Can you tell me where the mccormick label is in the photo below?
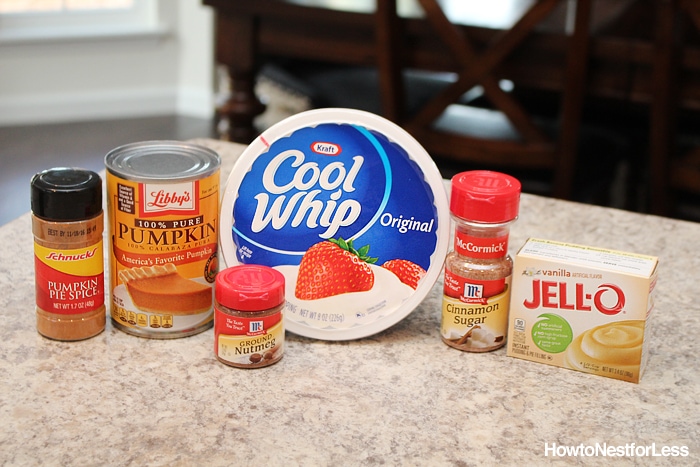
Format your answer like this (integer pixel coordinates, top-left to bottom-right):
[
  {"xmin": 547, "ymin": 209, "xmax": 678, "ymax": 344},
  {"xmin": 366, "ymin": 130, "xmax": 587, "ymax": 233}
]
[
  {"xmin": 215, "ymin": 308, "xmax": 284, "ymax": 367},
  {"xmin": 105, "ymin": 142, "xmax": 220, "ymax": 338},
  {"xmin": 441, "ymin": 231, "xmax": 511, "ymax": 351},
  {"xmin": 220, "ymin": 113, "xmax": 449, "ymax": 340},
  {"xmin": 34, "ymin": 241, "xmax": 104, "ymax": 315},
  {"xmin": 507, "ymin": 238, "xmax": 659, "ymax": 383},
  {"xmin": 455, "ymin": 232, "xmax": 509, "ymax": 259}
]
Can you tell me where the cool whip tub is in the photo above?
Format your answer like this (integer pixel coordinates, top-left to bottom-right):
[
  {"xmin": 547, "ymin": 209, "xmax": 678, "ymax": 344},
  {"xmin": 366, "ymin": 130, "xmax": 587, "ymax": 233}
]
[
  {"xmin": 220, "ymin": 109, "xmax": 450, "ymax": 340},
  {"xmin": 506, "ymin": 238, "xmax": 659, "ymax": 383}
]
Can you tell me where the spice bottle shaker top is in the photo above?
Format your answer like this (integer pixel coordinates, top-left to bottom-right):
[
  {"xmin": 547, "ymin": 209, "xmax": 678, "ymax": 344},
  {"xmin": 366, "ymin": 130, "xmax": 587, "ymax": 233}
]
[
  {"xmin": 450, "ymin": 170, "xmax": 521, "ymax": 223},
  {"xmin": 215, "ymin": 265, "xmax": 286, "ymax": 311},
  {"xmin": 31, "ymin": 168, "xmax": 102, "ymax": 221}
]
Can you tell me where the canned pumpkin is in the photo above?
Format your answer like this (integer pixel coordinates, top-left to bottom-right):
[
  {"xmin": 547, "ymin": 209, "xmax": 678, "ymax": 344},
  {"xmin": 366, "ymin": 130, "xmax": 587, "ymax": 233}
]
[{"xmin": 105, "ymin": 141, "xmax": 220, "ymax": 338}]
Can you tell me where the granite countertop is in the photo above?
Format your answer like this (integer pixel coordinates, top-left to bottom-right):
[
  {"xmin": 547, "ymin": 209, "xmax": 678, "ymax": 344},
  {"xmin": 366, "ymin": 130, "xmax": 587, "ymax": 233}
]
[{"xmin": 1, "ymin": 138, "xmax": 698, "ymax": 466}]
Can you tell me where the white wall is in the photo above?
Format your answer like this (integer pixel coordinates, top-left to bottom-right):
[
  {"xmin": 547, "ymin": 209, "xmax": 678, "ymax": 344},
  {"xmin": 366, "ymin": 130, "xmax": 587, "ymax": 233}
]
[
  {"xmin": 0, "ymin": 0, "xmax": 214, "ymax": 126},
  {"xmin": 174, "ymin": 0, "xmax": 215, "ymax": 118}
]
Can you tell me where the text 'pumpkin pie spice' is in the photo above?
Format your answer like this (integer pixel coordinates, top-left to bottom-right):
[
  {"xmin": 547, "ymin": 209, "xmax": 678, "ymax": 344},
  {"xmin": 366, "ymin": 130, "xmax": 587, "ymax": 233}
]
[
  {"xmin": 105, "ymin": 141, "xmax": 220, "ymax": 338},
  {"xmin": 31, "ymin": 168, "xmax": 106, "ymax": 341},
  {"xmin": 214, "ymin": 265, "xmax": 285, "ymax": 368}
]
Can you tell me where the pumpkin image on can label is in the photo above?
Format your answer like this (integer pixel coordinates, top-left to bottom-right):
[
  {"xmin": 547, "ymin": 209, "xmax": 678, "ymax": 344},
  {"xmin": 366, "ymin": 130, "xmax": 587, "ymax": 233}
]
[
  {"xmin": 219, "ymin": 109, "xmax": 450, "ymax": 341},
  {"xmin": 105, "ymin": 141, "xmax": 221, "ymax": 338}
]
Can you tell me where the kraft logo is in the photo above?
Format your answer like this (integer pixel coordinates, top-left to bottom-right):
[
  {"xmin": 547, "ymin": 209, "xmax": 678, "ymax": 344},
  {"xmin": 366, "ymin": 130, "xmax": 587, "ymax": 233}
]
[{"xmin": 311, "ymin": 141, "xmax": 341, "ymax": 156}]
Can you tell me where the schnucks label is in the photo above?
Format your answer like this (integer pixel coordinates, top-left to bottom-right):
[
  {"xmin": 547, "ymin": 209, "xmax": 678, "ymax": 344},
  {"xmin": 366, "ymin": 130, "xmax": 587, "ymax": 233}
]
[
  {"xmin": 220, "ymin": 110, "xmax": 449, "ymax": 340},
  {"xmin": 34, "ymin": 242, "xmax": 104, "ymax": 315}
]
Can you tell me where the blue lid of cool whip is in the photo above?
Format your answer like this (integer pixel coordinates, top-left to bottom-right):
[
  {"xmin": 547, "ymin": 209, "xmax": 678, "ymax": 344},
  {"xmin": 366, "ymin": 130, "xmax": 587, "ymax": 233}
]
[{"xmin": 220, "ymin": 108, "xmax": 449, "ymax": 340}]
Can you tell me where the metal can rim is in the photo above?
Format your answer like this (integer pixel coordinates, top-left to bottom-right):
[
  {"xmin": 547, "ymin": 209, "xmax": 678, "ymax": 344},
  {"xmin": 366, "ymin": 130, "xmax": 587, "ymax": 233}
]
[{"xmin": 105, "ymin": 140, "xmax": 221, "ymax": 183}]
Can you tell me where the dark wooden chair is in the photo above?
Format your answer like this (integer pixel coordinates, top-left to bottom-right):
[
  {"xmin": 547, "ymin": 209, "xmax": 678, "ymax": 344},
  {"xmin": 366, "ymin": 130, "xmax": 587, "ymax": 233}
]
[
  {"xmin": 375, "ymin": 0, "xmax": 593, "ymax": 199},
  {"xmin": 649, "ymin": 0, "xmax": 700, "ymax": 217}
]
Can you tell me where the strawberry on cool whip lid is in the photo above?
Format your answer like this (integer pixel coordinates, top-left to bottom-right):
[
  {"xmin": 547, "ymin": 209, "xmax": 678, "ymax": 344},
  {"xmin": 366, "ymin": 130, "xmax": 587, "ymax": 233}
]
[{"xmin": 220, "ymin": 108, "xmax": 450, "ymax": 340}]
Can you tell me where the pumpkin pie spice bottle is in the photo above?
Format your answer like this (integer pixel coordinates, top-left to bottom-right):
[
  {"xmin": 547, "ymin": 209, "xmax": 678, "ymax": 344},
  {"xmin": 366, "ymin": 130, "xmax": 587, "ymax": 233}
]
[
  {"xmin": 31, "ymin": 168, "xmax": 106, "ymax": 341},
  {"xmin": 441, "ymin": 170, "xmax": 521, "ymax": 352}
]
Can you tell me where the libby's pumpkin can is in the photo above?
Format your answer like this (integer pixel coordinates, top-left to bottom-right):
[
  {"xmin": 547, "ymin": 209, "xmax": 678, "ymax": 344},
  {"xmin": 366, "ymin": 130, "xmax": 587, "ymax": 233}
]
[{"xmin": 105, "ymin": 141, "xmax": 221, "ymax": 338}]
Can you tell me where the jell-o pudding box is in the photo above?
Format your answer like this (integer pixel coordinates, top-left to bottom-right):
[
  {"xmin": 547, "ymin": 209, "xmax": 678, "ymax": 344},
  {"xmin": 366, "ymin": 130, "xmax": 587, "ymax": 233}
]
[
  {"xmin": 507, "ymin": 238, "xmax": 658, "ymax": 383},
  {"xmin": 219, "ymin": 109, "xmax": 450, "ymax": 341}
]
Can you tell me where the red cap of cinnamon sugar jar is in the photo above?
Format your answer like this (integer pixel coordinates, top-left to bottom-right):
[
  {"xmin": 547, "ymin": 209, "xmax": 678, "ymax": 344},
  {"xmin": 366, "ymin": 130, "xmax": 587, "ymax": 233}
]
[
  {"xmin": 450, "ymin": 170, "xmax": 521, "ymax": 223},
  {"xmin": 215, "ymin": 265, "xmax": 286, "ymax": 311}
]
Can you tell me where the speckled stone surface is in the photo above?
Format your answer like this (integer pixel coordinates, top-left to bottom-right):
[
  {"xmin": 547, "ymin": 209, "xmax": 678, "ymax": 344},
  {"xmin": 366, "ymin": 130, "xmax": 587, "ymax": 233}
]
[{"xmin": 1, "ymin": 139, "xmax": 698, "ymax": 466}]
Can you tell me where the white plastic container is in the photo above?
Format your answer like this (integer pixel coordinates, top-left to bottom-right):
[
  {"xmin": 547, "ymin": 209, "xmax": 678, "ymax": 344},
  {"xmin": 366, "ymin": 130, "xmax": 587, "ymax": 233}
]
[{"xmin": 220, "ymin": 109, "xmax": 450, "ymax": 340}]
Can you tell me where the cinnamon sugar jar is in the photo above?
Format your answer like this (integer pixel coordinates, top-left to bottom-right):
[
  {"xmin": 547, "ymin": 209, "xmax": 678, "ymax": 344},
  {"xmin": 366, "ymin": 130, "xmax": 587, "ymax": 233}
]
[
  {"xmin": 31, "ymin": 168, "xmax": 106, "ymax": 340},
  {"xmin": 441, "ymin": 171, "xmax": 521, "ymax": 352}
]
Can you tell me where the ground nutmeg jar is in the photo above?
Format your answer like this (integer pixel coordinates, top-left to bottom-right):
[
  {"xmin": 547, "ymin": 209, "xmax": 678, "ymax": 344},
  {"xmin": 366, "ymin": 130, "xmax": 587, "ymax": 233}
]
[
  {"xmin": 441, "ymin": 170, "xmax": 521, "ymax": 352},
  {"xmin": 31, "ymin": 167, "xmax": 106, "ymax": 341},
  {"xmin": 215, "ymin": 265, "xmax": 285, "ymax": 368}
]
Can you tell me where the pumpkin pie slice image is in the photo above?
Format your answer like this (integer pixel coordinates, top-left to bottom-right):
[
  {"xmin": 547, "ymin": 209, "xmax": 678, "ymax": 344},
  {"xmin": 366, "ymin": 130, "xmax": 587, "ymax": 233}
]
[{"xmin": 118, "ymin": 263, "xmax": 212, "ymax": 315}]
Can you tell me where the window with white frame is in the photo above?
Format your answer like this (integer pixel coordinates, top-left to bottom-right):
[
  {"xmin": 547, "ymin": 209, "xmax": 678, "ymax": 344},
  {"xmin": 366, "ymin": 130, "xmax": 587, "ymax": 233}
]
[
  {"xmin": 0, "ymin": 1, "xmax": 133, "ymax": 12},
  {"xmin": 0, "ymin": 0, "xmax": 162, "ymax": 42}
]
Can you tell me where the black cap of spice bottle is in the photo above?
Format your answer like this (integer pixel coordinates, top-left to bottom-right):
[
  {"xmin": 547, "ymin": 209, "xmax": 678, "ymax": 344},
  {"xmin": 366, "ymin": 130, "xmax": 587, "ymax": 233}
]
[{"xmin": 31, "ymin": 168, "xmax": 102, "ymax": 221}]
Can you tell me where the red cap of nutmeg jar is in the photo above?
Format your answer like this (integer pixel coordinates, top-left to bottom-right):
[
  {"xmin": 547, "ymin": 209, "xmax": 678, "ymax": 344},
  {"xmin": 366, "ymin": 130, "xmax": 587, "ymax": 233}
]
[
  {"xmin": 450, "ymin": 170, "xmax": 521, "ymax": 223},
  {"xmin": 215, "ymin": 265, "xmax": 286, "ymax": 311}
]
